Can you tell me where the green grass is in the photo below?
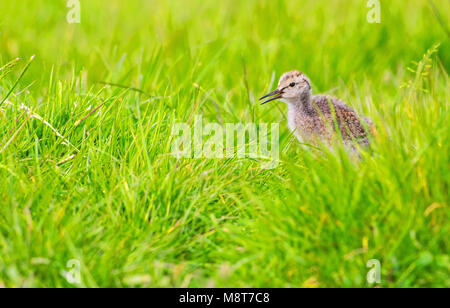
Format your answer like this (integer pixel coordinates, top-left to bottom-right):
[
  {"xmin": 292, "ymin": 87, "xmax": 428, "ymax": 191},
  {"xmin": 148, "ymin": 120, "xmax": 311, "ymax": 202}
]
[{"xmin": 0, "ymin": 0, "xmax": 449, "ymax": 287}]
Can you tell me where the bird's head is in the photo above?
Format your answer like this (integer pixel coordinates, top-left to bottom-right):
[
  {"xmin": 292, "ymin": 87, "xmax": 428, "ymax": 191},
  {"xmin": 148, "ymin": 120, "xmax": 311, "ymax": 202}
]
[{"xmin": 260, "ymin": 70, "xmax": 312, "ymax": 105}]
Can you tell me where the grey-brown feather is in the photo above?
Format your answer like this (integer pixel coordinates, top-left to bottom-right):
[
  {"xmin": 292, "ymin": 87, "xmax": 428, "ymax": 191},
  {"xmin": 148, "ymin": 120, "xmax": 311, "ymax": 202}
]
[{"xmin": 291, "ymin": 94, "xmax": 371, "ymax": 146}]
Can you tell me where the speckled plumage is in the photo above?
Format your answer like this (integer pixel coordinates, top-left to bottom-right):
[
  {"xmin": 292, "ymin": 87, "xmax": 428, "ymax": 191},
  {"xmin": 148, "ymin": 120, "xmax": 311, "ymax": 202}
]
[{"xmin": 260, "ymin": 70, "xmax": 372, "ymax": 147}]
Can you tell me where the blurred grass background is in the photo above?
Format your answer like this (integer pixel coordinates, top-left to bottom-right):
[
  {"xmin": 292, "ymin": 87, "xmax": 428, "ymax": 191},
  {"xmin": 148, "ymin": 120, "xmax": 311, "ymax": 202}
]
[{"xmin": 0, "ymin": 0, "xmax": 448, "ymax": 287}]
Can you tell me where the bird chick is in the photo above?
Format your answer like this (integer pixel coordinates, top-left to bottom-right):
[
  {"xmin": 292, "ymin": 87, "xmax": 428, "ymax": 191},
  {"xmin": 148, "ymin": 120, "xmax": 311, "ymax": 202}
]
[{"xmin": 260, "ymin": 70, "xmax": 372, "ymax": 147}]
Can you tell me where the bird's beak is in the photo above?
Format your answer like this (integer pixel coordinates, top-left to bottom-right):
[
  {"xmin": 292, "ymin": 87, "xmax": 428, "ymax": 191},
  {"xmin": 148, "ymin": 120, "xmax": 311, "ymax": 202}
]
[{"xmin": 259, "ymin": 89, "xmax": 282, "ymax": 105}]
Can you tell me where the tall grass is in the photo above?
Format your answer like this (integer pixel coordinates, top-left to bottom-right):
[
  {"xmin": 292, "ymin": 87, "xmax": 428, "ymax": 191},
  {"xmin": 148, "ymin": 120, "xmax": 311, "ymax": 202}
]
[{"xmin": 0, "ymin": 0, "xmax": 448, "ymax": 287}]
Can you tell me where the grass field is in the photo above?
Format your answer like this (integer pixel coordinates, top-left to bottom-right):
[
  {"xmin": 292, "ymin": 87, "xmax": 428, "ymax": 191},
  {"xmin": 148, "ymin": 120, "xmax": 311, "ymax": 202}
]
[{"xmin": 0, "ymin": 0, "xmax": 448, "ymax": 288}]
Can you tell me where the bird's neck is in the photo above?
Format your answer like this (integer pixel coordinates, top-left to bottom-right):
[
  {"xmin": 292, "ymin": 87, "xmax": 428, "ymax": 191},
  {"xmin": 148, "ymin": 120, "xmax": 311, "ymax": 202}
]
[{"xmin": 290, "ymin": 90, "xmax": 315, "ymax": 116}]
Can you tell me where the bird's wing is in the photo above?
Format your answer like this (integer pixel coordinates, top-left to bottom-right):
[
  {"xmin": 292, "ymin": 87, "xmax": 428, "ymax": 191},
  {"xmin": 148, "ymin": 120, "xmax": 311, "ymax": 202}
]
[{"xmin": 313, "ymin": 95, "xmax": 370, "ymax": 141}]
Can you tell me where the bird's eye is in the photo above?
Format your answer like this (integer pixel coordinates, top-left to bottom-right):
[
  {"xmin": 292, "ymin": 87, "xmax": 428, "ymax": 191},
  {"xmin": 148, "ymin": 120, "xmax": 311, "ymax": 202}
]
[{"xmin": 289, "ymin": 82, "xmax": 296, "ymax": 87}]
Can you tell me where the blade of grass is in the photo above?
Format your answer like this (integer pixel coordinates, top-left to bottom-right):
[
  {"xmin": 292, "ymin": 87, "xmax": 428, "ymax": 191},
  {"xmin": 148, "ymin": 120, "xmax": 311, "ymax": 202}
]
[{"xmin": 0, "ymin": 55, "xmax": 35, "ymax": 108}]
